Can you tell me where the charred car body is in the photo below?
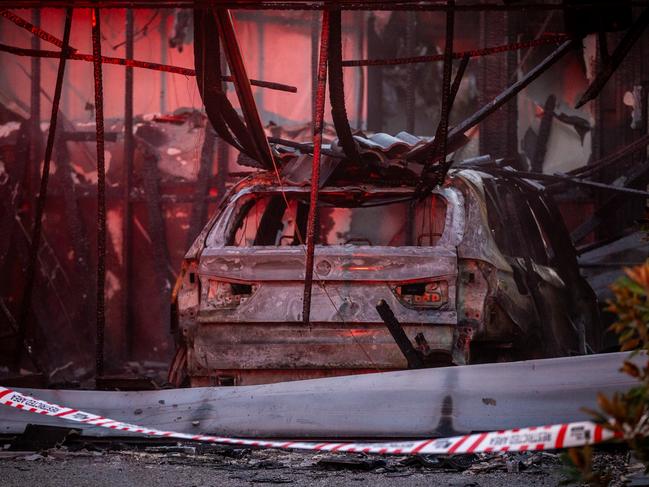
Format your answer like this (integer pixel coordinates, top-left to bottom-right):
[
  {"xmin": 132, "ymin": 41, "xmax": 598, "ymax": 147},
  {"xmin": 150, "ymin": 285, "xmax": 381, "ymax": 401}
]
[
  {"xmin": 168, "ymin": 12, "xmax": 600, "ymax": 387},
  {"xmin": 169, "ymin": 163, "xmax": 601, "ymax": 387}
]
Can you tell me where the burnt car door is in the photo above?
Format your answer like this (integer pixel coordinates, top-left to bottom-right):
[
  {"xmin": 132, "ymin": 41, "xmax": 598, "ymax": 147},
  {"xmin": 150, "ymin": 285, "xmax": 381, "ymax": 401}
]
[
  {"xmin": 523, "ymin": 181, "xmax": 602, "ymax": 355},
  {"xmin": 483, "ymin": 178, "xmax": 592, "ymax": 358}
]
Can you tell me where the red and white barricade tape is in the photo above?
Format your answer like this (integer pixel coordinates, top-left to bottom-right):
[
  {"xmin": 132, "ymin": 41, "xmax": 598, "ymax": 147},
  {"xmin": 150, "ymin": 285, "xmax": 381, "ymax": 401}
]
[{"xmin": 0, "ymin": 386, "xmax": 618, "ymax": 455}]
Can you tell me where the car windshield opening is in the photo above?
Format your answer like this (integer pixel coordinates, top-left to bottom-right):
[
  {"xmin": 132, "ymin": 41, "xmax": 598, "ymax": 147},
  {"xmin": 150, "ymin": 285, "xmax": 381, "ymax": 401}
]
[{"xmin": 228, "ymin": 192, "xmax": 447, "ymax": 247}]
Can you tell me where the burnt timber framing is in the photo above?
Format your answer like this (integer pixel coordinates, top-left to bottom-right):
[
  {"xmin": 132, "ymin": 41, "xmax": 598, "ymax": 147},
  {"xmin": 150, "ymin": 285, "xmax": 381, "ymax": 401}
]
[
  {"xmin": 91, "ymin": 7, "xmax": 107, "ymax": 378},
  {"xmin": 29, "ymin": 9, "xmax": 41, "ymax": 203},
  {"xmin": 0, "ymin": 43, "xmax": 297, "ymax": 93},
  {"xmin": 123, "ymin": 8, "xmax": 134, "ymax": 358},
  {"xmin": 478, "ymin": 8, "xmax": 517, "ymax": 160},
  {"xmin": 14, "ymin": 8, "xmax": 72, "ymax": 371},
  {"xmin": 302, "ymin": 9, "xmax": 330, "ymax": 326},
  {"xmin": 419, "ymin": 1, "xmax": 459, "ymax": 183}
]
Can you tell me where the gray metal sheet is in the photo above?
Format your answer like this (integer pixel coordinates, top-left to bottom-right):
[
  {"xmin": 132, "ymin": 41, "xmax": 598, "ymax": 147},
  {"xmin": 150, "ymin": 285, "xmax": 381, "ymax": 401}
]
[{"xmin": 0, "ymin": 352, "xmax": 638, "ymax": 439}]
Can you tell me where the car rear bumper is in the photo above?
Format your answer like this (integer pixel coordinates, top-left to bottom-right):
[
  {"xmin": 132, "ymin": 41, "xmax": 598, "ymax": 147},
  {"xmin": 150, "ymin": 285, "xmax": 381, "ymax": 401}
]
[{"xmin": 186, "ymin": 321, "xmax": 456, "ymax": 386}]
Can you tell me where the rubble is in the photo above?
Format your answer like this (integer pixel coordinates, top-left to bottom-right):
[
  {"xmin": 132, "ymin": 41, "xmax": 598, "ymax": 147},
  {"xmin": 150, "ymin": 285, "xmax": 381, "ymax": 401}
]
[{"xmin": 0, "ymin": 439, "xmax": 633, "ymax": 486}]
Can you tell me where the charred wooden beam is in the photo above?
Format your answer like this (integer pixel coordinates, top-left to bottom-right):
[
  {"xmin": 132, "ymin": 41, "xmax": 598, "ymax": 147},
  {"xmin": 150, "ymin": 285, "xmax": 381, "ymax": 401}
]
[
  {"xmin": 29, "ymin": 9, "xmax": 41, "ymax": 203},
  {"xmin": 0, "ymin": 8, "xmax": 77, "ymax": 51},
  {"xmin": 576, "ymin": 8, "xmax": 649, "ymax": 109},
  {"xmin": 123, "ymin": 7, "xmax": 135, "ymax": 359},
  {"xmin": 302, "ymin": 9, "xmax": 329, "ymax": 326},
  {"xmin": 0, "ymin": 43, "xmax": 297, "ymax": 93},
  {"xmin": 91, "ymin": 7, "xmax": 107, "ymax": 379},
  {"xmin": 310, "ymin": 12, "xmax": 319, "ymax": 123},
  {"xmin": 342, "ymin": 35, "xmax": 567, "ymax": 67},
  {"xmin": 430, "ymin": 0, "xmax": 455, "ymax": 180},
  {"xmin": 413, "ymin": 54, "xmax": 469, "ymax": 167}
]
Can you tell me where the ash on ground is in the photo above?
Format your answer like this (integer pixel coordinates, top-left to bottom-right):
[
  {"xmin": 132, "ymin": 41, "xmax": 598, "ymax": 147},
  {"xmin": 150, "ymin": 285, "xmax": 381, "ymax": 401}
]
[{"xmin": 0, "ymin": 441, "xmax": 640, "ymax": 486}]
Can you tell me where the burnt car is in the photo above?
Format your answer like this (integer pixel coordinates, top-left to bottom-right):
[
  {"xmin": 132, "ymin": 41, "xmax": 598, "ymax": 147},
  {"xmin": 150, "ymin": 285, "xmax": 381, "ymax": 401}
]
[{"xmin": 169, "ymin": 168, "xmax": 601, "ymax": 387}]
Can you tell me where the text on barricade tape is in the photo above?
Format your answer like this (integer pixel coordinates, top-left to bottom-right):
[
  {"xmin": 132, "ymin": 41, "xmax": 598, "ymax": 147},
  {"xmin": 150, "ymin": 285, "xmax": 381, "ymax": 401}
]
[{"xmin": 0, "ymin": 386, "xmax": 617, "ymax": 455}]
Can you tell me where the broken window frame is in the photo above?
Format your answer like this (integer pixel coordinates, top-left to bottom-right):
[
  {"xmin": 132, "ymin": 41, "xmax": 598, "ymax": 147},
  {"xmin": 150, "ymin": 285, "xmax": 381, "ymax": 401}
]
[{"xmin": 214, "ymin": 188, "xmax": 450, "ymax": 249}]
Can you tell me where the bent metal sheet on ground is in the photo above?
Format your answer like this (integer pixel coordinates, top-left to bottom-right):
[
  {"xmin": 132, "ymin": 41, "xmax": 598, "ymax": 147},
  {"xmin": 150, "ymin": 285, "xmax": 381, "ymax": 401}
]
[{"xmin": 0, "ymin": 353, "xmax": 639, "ymax": 439}]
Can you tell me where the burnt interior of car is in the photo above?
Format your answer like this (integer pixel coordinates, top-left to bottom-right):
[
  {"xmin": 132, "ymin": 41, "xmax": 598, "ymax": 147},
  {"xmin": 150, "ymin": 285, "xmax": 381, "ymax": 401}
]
[{"xmin": 228, "ymin": 193, "xmax": 447, "ymax": 247}]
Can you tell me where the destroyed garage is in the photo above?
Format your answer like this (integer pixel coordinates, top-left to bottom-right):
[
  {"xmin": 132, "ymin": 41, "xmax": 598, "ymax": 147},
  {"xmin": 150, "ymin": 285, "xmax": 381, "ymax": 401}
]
[{"xmin": 1, "ymin": 1, "xmax": 649, "ymax": 485}]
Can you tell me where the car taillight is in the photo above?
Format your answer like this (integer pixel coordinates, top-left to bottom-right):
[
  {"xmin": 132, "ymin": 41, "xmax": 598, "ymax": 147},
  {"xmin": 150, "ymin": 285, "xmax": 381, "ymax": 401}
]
[
  {"xmin": 393, "ymin": 281, "xmax": 448, "ymax": 309},
  {"xmin": 203, "ymin": 279, "xmax": 258, "ymax": 309}
]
